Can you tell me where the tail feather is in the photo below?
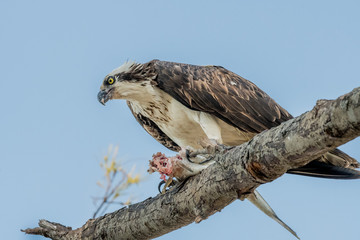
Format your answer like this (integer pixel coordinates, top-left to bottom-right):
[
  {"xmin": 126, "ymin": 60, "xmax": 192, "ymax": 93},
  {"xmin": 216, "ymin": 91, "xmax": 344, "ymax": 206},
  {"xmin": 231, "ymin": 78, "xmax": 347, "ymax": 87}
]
[
  {"xmin": 287, "ymin": 148, "xmax": 360, "ymax": 179},
  {"xmin": 287, "ymin": 161, "xmax": 360, "ymax": 179},
  {"xmin": 246, "ymin": 149, "xmax": 358, "ymax": 239},
  {"xmin": 247, "ymin": 190, "xmax": 300, "ymax": 239}
]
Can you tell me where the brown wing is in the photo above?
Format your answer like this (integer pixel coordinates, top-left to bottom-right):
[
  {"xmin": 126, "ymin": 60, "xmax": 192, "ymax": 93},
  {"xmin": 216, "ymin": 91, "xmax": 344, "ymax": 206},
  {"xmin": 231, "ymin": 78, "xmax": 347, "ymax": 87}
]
[
  {"xmin": 127, "ymin": 101, "xmax": 181, "ymax": 152},
  {"xmin": 152, "ymin": 60, "xmax": 292, "ymax": 133},
  {"xmin": 148, "ymin": 60, "xmax": 359, "ymax": 177}
]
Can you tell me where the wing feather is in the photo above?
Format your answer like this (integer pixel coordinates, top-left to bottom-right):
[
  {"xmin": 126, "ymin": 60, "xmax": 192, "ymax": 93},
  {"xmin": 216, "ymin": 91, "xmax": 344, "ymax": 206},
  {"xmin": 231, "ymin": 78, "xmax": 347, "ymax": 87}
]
[{"xmin": 153, "ymin": 60, "xmax": 292, "ymax": 133}]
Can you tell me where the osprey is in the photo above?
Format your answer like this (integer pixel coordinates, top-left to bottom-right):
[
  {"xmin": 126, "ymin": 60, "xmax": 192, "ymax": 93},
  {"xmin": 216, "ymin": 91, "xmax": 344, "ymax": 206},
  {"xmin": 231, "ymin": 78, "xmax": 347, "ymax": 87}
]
[{"xmin": 98, "ymin": 60, "xmax": 360, "ymax": 238}]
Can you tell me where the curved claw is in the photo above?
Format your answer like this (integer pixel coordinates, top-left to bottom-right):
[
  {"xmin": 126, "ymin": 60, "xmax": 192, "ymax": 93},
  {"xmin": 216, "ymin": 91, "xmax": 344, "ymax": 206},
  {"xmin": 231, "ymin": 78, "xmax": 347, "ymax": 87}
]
[
  {"xmin": 184, "ymin": 148, "xmax": 215, "ymax": 164},
  {"xmin": 158, "ymin": 180, "xmax": 166, "ymax": 193},
  {"xmin": 158, "ymin": 178, "xmax": 176, "ymax": 194}
]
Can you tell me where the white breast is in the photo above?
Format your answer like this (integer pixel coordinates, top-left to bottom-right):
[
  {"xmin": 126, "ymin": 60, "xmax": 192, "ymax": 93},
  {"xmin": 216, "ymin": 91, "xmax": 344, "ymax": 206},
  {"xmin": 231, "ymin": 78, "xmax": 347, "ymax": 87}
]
[
  {"xmin": 127, "ymin": 83, "xmax": 254, "ymax": 149},
  {"xmin": 128, "ymin": 87, "xmax": 207, "ymax": 148}
]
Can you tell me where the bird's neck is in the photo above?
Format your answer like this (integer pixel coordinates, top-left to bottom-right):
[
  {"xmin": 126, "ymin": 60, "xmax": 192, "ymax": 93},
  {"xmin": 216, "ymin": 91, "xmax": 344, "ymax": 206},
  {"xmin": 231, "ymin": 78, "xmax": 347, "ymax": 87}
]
[{"xmin": 114, "ymin": 81, "xmax": 156, "ymax": 103}]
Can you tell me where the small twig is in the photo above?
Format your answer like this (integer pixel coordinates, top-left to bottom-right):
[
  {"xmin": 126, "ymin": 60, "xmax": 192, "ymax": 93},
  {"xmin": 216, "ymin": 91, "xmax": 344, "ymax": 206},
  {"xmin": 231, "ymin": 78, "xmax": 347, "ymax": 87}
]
[{"xmin": 92, "ymin": 147, "xmax": 141, "ymax": 218}]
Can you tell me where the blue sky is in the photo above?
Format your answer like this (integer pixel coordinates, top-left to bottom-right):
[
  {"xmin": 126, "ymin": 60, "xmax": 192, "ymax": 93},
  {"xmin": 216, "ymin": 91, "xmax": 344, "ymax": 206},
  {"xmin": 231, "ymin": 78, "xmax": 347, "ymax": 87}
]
[{"xmin": 1, "ymin": 1, "xmax": 360, "ymax": 239}]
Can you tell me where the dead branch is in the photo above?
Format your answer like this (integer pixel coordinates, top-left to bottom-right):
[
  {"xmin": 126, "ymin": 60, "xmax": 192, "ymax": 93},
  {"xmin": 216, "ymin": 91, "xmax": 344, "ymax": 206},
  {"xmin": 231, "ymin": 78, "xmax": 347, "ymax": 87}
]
[{"xmin": 22, "ymin": 87, "xmax": 360, "ymax": 240}]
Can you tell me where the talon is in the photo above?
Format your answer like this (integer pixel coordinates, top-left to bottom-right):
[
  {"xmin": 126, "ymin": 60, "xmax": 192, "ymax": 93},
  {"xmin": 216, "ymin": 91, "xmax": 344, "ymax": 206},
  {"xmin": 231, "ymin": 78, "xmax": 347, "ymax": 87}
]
[
  {"xmin": 182, "ymin": 146, "xmax": 216, "ymax": 164},
  {"xmin": 158, "ymin": 180, "xmax": 166, "ymax": 193},
  {"xmin": 185, "ymin": 149, "xmax": 194, "ymax": 163},
  {"xmin": 198, "ymin": 157, "xmax": 214, "ymax": 165},
  {"xmin": 161, "ymin": 177, "xmax": 173, "ymax": 194}
]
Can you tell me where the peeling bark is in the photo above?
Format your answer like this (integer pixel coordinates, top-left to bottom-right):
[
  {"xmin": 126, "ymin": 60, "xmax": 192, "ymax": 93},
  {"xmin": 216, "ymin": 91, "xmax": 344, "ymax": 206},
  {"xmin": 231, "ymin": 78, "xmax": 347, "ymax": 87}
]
[{"xmin": 22, "ymin": 87, "xmax": 360, "ymax": 240}]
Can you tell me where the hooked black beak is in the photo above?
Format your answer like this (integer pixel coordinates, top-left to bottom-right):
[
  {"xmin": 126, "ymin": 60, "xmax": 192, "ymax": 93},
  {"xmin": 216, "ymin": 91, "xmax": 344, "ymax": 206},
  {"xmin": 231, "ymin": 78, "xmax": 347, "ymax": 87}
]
[{"xmin": 97, "ymin": 89, "xmax": 111, "ymax": 105}]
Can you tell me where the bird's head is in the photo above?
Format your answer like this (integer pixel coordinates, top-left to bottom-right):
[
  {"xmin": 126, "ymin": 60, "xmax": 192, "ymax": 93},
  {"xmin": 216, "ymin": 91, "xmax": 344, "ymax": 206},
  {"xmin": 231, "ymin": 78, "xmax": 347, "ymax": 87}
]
[
  {"xmin": 97, "ymin": 61, "xmax": 156, "ymax": 105},
  {"xmin": 97, "ymin": 75, "xmax": 117, "ymax": 105}
]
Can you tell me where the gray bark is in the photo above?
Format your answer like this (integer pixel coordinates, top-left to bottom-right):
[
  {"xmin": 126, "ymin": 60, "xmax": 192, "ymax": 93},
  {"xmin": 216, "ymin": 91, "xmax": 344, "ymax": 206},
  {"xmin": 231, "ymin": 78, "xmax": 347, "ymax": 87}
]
[{"xmin": 22, "ymin": 87, "xmax": 360, "ymax": 240}]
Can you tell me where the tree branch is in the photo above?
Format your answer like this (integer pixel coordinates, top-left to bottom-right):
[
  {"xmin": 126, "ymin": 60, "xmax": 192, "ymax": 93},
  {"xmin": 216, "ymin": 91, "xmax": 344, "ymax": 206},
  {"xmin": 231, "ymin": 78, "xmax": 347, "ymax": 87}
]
[{"xmin": 22, "ymin": 87, "xmax": 360, "ymax": 240}]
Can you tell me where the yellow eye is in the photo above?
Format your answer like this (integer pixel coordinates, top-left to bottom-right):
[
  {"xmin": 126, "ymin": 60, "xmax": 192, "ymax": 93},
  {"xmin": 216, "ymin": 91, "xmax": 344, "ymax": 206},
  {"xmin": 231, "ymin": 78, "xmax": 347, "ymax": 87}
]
[{"xmin": 107, "ymin": 77, "xmax": 115, "ymax": 85}]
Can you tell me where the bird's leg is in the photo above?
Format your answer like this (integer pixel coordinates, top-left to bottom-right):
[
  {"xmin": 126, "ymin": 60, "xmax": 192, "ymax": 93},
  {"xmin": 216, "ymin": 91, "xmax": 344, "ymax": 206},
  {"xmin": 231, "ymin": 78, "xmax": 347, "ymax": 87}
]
[
  {"xmin": 185, "ymin": 139, "xmax": 233, "ymax": 164},
  {"xmin": 148, "ymin": 139, "xmax": 233, "ymax": 193},
  {"xmin": 148, "ymin": 150, "xmax": 216, "ymax": 193}
]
